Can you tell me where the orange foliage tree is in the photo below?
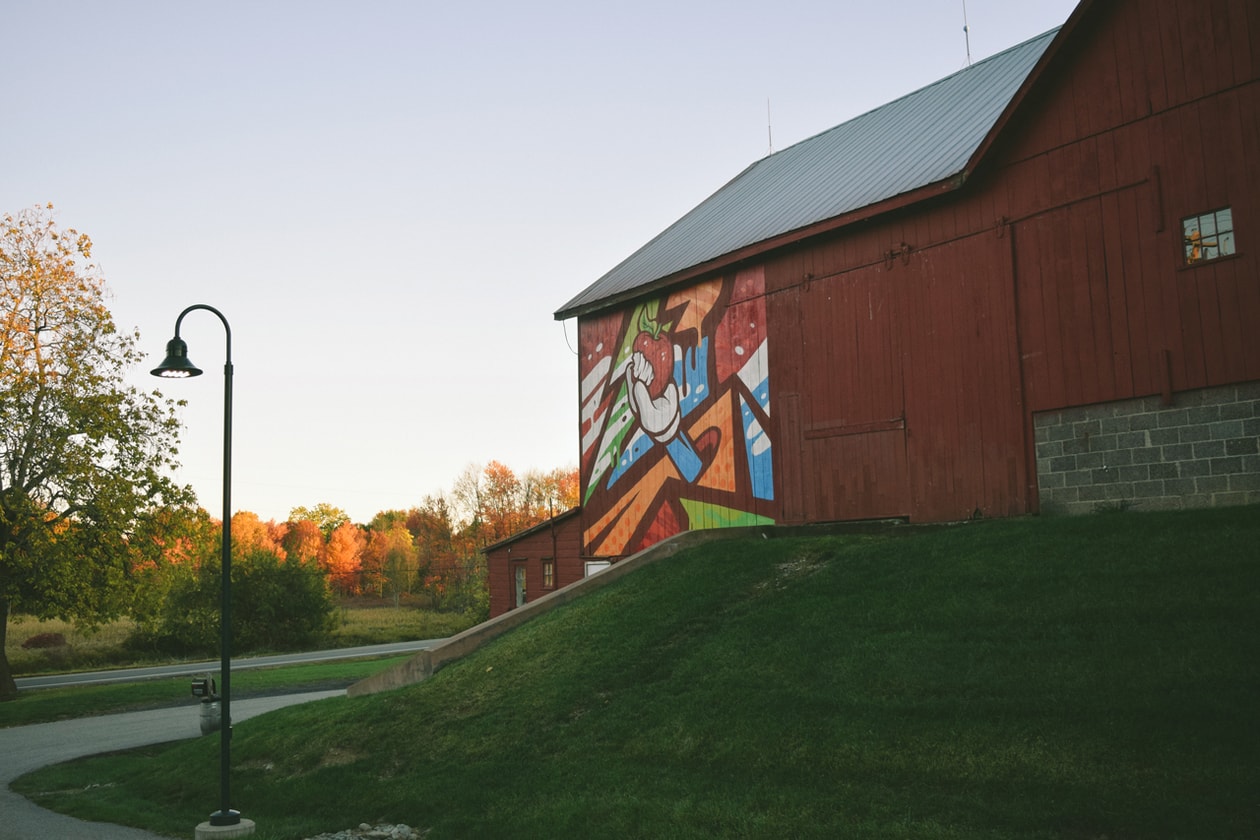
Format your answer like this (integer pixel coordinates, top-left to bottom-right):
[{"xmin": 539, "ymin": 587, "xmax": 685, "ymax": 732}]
[
  {"xmin": 323, "ymin": 520, "xmax": 365, "ymax": 595},
  {"xmin": 230, "ymin": 511, "xmax": 285, "ymax": 561},
  {"xmin": 406, "ymin": 495, "xmax": 458, "ymax": 607},
  {"xmin": 481, "ymin": 460, "xmax": 523, "ymax": 543},
  {"xmin": 278, "ymin": 519, "xmax": 324, "ymax": 565},
  {"xmin": 451, "ymin": 462, "xmax": 580, "ymax": 548}
]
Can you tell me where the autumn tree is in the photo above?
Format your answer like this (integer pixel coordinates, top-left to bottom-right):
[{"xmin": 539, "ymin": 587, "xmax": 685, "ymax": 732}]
[
  {"xmin": 450, "ymin": 461, "xmax": 580, "ymax": 548},
  {"xmin": 0, "ymin": 205, "xmax": 190, "ymax": 699},
  {"xmin": 368, "ymin": 509, "xmax": 408, "ymax": 533},
  {"xmin": 407, "ymin": 494, "xmax": 457, "ymax": 605},
  {"xmin": 361, "ymin": 511, "xmax": 408, "ymax": 598},
  {"xmin": 323, "ymin": 520, "xmax": 365, "ymax": 595},
  {"xmin": 128, "ymin": 504, "xmax": 216, "ymax": 573},
  {"xmin": 127, "ymin": 505, "xmax": 216, "ymax": 646},
  {"xmin": 363, "ymin": 524, "xmax": 419, "ymax": 606},
  {"xmin": 548, "ymin": 466, "xmax": 581, "ymax": 510},
  {"xmin": 405, "ymin": 496, "xmax": 453, "ymax": 547},
  {"xmin": 229, "ymin": 510, "xmax": 284, "ymax": 560},
  {"xmin": 289, "ymin": 503, "xmax": 349, "ymax": 539},
  {"xmin": 481, "ymin": 460, "xmax": 524, "ymax": 542},
  {"xmin": 278, "ymin": 518, "xmax": 324, "ymax": 565},
  {"xmin": 520, "ymin": 465, "xmax": 580, "ymax": 523}
]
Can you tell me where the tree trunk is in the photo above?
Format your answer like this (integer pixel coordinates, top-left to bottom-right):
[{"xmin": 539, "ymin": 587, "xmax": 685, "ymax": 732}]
[{"xmin": 0, "ymin": 597, "xmax": 18, "ymax": 700}]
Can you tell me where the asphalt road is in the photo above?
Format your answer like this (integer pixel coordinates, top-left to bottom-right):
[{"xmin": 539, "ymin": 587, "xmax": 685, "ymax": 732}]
[
  {"xmin": 15, "ymin": 638, "xmax": 443, "ymax": 690},
  {"xmin": 0, "ymin": 689, "xmax": 345, "ymax": 840}
]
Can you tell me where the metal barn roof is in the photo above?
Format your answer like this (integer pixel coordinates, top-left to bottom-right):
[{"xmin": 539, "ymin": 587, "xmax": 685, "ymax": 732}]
[{"xmin": 556, "ymin": 28, "xmax": 1059, "ymax": 320}]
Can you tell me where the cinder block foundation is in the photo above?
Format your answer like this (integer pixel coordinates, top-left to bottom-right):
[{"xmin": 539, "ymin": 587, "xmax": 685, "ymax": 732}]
[{"xmin": 1034, "ymin": 382, "xmax": 1260, "ymax": 514}]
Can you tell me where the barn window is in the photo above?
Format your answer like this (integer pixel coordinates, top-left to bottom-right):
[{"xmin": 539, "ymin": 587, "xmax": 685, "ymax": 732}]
[
  {"xmin": 1182, "ymin": 207, "xmax": 1235, "ymax": 265},
  {"xmin": 542, "ymin": 559, "xmax": 555, "ymax": 590}
]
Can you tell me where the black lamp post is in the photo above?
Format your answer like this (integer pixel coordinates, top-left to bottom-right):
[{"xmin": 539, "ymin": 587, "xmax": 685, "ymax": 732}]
[{"xmin": 151, "ymin": 304, "xmax": 242, "ymax": 830}]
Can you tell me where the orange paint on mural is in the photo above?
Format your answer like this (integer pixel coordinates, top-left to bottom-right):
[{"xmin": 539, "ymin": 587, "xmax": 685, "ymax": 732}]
[
  {"xmin": 691, "ymin": 394, "xmax": 737, "ymax": 493},
  {"xmin": 668, "ymin": 278, "xmax": 722, "ymax": 336},
  {"xmin": 584, "ymin": 458, "xmax": 678, "ymax": 555}
]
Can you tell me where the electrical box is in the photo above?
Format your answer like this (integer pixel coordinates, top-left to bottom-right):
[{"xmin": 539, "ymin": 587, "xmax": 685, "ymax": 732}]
[{"xmin": 191, "ymin": 677, "xmax": 217, "ymax": 698}]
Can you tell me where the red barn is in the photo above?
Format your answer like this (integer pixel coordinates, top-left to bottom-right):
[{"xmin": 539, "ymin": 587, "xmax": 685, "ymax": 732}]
[{"xmin": 501, "ymin": 0, "xmax": 1260, "ymax": 596}]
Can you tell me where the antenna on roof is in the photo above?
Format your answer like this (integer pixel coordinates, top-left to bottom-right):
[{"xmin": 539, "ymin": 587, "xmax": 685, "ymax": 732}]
[
  {"xmin": 962, "ymin": 0, "xmax": 973, "ymax": 67},
  {"xmin": 767, "ymin": 98, "xmax": 774, "ymax": 155}
]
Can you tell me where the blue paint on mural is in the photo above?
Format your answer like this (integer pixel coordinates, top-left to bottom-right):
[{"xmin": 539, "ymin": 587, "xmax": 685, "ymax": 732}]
[
  {"xmin": 666, "ymin": 434, "xmax": 704, "ymax": 482},
  {"xmin": 741, "ymin": 390, "xmax": 774, "ymax": 501},
  {"xmin": 607, "ymin": 427, "xmax": 651, "ymax": 489},
  {"xmin": 677, "ymin": 337, "xmax": 709, "ymax": 418}
]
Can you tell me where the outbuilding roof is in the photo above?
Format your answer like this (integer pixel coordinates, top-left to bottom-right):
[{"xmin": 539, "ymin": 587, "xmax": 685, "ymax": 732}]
[
  {"xmin": 556, "ymin": 27, "xmax": 1060, "ymax": 320},
  {"xmin": 481, "ymin": 506, "xmax": 582, "ymax": 554}
]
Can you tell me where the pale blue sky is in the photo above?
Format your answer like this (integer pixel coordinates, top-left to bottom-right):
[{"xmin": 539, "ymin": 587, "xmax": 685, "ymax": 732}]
[{"xmin": 2, "ymin": 1, "xmax": 1079, "ymax": 524}]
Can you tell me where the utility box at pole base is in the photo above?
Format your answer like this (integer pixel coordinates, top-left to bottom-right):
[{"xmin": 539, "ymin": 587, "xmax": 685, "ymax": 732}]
[{"xmin": 192, "ymin": 676, "xmax": 220, "ymax": 735}]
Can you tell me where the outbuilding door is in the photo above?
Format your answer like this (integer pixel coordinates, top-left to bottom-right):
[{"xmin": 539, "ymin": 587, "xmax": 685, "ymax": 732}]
[{"xmin": 513, "ymin": 564, "xmax": 527, "ymax": 608}]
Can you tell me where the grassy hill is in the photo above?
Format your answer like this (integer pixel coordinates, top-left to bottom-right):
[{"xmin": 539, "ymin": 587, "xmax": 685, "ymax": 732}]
[{"xmin": 15, "ymin": 506, "xmax": 1260, "ymax": 839}]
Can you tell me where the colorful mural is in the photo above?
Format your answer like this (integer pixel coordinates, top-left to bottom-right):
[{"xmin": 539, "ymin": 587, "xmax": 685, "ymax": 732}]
[{"xmin": 577, "ymin": 267, "xmax": 774, "ymax": 556}]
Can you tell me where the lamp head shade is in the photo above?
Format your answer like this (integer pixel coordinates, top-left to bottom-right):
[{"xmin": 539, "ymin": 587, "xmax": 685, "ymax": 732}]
[{"xmin": 151, "ymin": 336, "xmax": 204, "ymax": 378}]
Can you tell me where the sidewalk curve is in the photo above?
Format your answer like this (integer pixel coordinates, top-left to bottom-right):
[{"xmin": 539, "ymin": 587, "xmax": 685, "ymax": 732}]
[{"xmin": 0, "ymin": 690, "xmax": 343, "ymax": 840}]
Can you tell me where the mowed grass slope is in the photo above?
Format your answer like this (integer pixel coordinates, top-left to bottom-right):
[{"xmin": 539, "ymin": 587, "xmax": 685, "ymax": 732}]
[{"xmin": 15, "ymin": 506, "xmax": 1260, "ymax": 840}]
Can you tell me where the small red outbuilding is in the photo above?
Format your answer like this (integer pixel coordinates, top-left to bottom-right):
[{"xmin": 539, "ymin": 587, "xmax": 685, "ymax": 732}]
[{"xmin": 484, "ymin": 508, "xmax": 590, "ymax": 619}]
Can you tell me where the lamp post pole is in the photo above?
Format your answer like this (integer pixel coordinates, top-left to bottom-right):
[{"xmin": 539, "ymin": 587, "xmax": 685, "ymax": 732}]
[{"xmin": 152, "ymin": 304, "xmax": 249, "ymax": 834}]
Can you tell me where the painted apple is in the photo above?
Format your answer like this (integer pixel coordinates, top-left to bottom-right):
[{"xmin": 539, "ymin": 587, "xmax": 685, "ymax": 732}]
[{"xmin": 633, "ymin": 329, "xmax": 673, "ymax": 400}]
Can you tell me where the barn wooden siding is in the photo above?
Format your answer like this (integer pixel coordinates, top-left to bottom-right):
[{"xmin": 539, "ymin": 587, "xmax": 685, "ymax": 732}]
[
  {"xmin": 486, "ymin": 511, "xmax": 583, "ymax": 619},
  {"xmin": 766, "ymin": 0, "xmax": 1259, "ymax": 524}
]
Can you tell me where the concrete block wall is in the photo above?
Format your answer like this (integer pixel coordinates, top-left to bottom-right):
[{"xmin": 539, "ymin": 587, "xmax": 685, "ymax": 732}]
[{"xmin": 1034, "ymin": 381, "xmax": 1260, "ymax": 515}]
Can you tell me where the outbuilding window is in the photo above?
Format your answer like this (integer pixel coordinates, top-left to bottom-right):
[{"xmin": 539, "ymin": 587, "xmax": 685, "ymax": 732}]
[
  {"xmin": 542, "ymin": 559, "xmax": 555, "ymax": 590},
  {"xmin": 1182, "ymin": 207, "xmax": 1235, "ymax": 265}
]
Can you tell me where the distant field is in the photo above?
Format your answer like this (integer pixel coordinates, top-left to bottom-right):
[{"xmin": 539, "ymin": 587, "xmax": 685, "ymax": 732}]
[
  {"xmin": 7, "ymin": 602, "xmax": 473, "ymax": 676},
  {"xmin": 6, "ymin": 616, "xmax": 138, "ymax": 674},
  {"xmin": 328, "ymin": 603, "xmax": 472, "ymax": 647}
]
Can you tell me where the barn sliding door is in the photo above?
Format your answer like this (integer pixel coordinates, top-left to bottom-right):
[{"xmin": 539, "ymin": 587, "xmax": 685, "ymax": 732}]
[
  {"xmin": 900, "ymin": 232, "xmax": 1028, "ymax": 521},
  {"xmin": 776, "ymin": 228, "xmax": 1028, "ymax": 524},
  {"xmin": 794, "ymin": 268, "xmax": 911, "ymax": 522}
]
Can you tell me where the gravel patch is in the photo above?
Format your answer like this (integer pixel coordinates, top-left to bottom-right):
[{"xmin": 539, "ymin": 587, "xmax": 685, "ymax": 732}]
[{"xmin": 303, "ymin": 823, "xmax": 426, "ymax": 840}]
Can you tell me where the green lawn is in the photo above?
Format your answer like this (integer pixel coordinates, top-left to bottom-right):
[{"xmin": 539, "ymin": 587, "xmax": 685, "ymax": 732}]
[{"xmin": 13, "ymin": 506, "xmax": 1260, "ymax": 840}]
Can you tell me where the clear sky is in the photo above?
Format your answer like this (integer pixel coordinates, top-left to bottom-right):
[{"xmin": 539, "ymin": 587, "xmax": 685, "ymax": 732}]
[{"xmin": 3, "ymin": 0, "xmax": 1079, "ymax": 525}]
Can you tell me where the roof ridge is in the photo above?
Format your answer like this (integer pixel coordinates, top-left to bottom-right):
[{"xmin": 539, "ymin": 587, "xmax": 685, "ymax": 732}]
[{"xmin": 766, "ymin": 27, "xmax": 1061, "ymax": 164}]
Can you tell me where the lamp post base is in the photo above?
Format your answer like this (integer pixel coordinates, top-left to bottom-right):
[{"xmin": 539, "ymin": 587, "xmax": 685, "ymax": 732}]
[
  {"xmin": 195, "ymin": 816, "xmax": 255, "ymax": 839},
  {"xmin": 210, "ymin": 808, "xmax": 241, "ymax": 826}
]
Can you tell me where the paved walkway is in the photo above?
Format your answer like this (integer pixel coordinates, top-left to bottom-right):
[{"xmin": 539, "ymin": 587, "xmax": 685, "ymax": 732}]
[{"xmin": 0, "ymin": 691, "xmax": 344, "ymax": 840}]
